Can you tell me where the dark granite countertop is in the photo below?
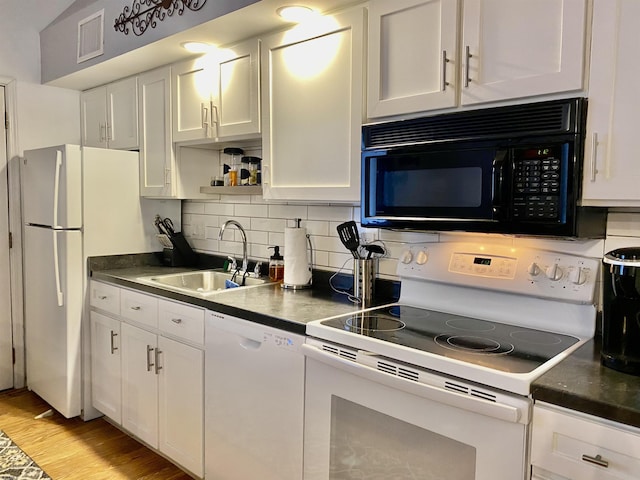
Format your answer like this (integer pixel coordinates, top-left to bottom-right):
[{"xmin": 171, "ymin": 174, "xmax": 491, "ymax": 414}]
[
  {"xmin": 89, "ymin": 256, "xmax": 378, "ymax": 335},
  {"xmin": 532, "ymin": 337, "xmax": 640, "ymax": 429}
]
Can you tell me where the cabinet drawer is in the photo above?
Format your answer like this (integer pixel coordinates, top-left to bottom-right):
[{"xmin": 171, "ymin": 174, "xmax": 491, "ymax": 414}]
[
  {"xmin": 90, "ymin": 281, "xmax": 121, "ymax": 315},
  {"xmin": 531, "ymin": 403, "xmax": 640, "ymax": 480},
  {"xmin": 120, "ymin": 289, "xmax": 158, "ymax": 328},
  {"xmin": 158, "ymin": 299, "xmax": 204, "ymax": 345}
]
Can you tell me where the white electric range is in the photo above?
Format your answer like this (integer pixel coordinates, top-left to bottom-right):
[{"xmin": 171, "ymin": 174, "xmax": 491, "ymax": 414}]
[{"xmin": 302, "ymin": 242, "xmax": 599, "ymax": 480}]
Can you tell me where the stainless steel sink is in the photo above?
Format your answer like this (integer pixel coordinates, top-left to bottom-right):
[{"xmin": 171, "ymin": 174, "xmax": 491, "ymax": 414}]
[{"xmin": 137, "ymin": 269, "xmax": 272, "ymax": 295}]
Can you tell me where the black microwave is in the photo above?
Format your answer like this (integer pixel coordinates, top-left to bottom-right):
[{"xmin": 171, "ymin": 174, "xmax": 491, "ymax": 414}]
[{"xmin": 361, "ymin": 98, "xmax": 606, "ymax": 238}]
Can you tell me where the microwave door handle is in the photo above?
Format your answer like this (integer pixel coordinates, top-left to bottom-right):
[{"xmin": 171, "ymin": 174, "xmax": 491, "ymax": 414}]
[{"xmin": 492, "ymin": 151, "xmax": 508, "ymax": 219}]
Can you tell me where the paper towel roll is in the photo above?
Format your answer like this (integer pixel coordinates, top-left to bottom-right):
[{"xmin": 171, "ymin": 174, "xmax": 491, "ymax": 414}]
[{"xmin": 284, "ymin": 227, "xmax": 311, "ymax": 286}]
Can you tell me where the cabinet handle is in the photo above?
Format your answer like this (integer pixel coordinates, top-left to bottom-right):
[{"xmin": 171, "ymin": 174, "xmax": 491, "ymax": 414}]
[
  {"xmin": 130, "ymin": 305, "xmax": 141, "ymax": 311},
  {"xmin": 441, "ymin": 50, "xmax": 450, "ymax": 92},
  {"xmin": 464, "ymin": 45, "xmax": 472, "ymax": 88},
  {"xmin": 211, "ymin": 102, "xmax": 219, "ymax": 137},
  {"xmin": 171, "ymin": 318, "xmax": 183, "ymax": 324},
  {"xmin": 106, "ymin": 123, "xmax": 112, "ymax": 141},
  {"xmin": 146, "ymin": 345, "xmax": 155, "ymax": 372},
  {"xmin": 581, "ymin": 454, "xmax": 609, "ymax": 468},
  {"xmin": 590, "ymin": 132, "xmax": 598, "ymax": 182},
  {"xmin": 155, "ymin": 348, "xmax": 162, "ymax": 375},
  {"xmin": 98, "ymin": 295, "xmax": 108, "ymax": 300},
  {"xmin": 201, "ymin": 102, "xmax": 209, "ymax": 133},
  {"xmin": 164, "ymin": 167, "xmax": 171, "ymax": 186},
  {"xmin": 99, "ymin": 123, "xmax": 106, "ymax": 143},
  {"xmin": 110, "ymin": 331, "xmax": 118, "ymax": 354}
]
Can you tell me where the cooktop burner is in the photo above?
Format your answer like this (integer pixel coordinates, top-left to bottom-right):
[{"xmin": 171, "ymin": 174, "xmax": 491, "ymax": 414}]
[{"xmin": 320, "ymin": 305, "xmax": 579, "ymax": 374}]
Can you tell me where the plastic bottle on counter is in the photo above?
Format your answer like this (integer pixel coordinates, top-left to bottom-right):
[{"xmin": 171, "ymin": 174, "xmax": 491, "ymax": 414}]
[{"xmin": 268, "ymin": 246, "xmax": 285, "ymax": 283}]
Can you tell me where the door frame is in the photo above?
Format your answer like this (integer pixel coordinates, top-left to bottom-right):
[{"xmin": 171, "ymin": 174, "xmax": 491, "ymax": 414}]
[{"xmin": 1, "ymin": 76, "xmax": 25, "ymax": 389}]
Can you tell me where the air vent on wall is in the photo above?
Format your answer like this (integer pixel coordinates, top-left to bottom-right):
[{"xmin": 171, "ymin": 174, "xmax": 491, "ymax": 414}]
[{"xmin": 77, "ymin": 9, "xmax": 104, "ymax": 63}]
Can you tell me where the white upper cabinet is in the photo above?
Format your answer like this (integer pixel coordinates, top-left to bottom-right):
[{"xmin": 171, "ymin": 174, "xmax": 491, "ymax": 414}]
[
  {"xmin": 368, "ymin": 0, "xmax": 587, "ymax": 118},
  {"xmin": 214, "ymin": 38, "xmax": 261, "ymax": 139},
  {"xmin": 368, "ymin": 0, "xmax": 459, "ymax": 117},
  {"xmin": 138, "ymin": 66, "xmax": 175, "ymax": 198},
  {"xmin": 581, "ymin": 0, "xmax": 640, "ymax": 206},
  {"xmin": 81, "ymin": 76, "xmax": 139, "ymax": 149},
  {"xmin": 261, "ymin": 7, "xmax": 365, "ymax": 202},
  {"xmin": 171, "ymin": 57, "xmax": 214, "ymax": 143},
  {"xmin": 461, "ymin": 0, "xmax": 586, "ymax": 105}
]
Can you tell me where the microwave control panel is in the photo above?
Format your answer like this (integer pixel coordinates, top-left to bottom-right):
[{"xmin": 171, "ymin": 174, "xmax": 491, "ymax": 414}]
[{"xmin": 512, "ymin": 145, "xmax": 566, "ymax": 221}]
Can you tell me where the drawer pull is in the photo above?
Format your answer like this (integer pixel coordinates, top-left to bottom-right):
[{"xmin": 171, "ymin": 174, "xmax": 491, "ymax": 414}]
[
  {"xmin": 581, "ymin": 454, "xmax": 609, "ymax": 468},
  {"xmin": 171, "ymin": 318, "xmax": 183, "ymax": 324},
  {"xmin": 98, "ymin": 295, "xmax": 108, "ymax": 300},
  {"xmin": 130, "ymin": 306, "xmax": 141, "ymax": 311}
]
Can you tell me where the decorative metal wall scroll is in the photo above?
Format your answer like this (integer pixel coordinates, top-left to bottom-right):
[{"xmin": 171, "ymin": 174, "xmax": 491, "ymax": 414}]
[{"xmin": 114, "ymin": 0, "xmax": 207, "ymax": 36}]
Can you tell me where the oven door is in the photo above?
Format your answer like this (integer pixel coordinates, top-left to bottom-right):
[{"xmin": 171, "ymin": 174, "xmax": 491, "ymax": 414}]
[
  {"xmin": 302, "ymin": 341, "xmax": 531, "ymax": 480},
  {"xmin": 361, "ymin": 143, "xmax": 508, "ymax": 229}
]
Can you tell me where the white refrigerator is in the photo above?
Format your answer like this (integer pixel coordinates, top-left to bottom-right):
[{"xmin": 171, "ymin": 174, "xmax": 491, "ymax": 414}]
[{"xmin": 22, "ymin": 144, "xmax": 179, "ymax": 419}]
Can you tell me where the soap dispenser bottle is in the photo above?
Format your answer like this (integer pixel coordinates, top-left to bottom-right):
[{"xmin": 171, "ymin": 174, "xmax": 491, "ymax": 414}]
[{"xmin": 268, "ymin": 246, "xmax": 284, "ymax": 283}]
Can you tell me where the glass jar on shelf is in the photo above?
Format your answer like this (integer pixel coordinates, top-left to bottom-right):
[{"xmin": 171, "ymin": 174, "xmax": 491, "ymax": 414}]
[{"xmin": 223, "ymin": 147, "xmax": 243, "ymax": 186}]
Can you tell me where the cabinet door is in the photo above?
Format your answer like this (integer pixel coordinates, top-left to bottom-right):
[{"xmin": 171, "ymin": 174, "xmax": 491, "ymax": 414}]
[
  {"xmin": 158, "ymin": 336, "xmax": 203, "ymax": 477},
  {"xmin": 138, "ymin": 66, "xmax": 175, "ymax": 197},
  {"xmin": 172, "ymin": 57, "xmax": 214, "ymax": 143},
  {"xmin": 90, "ymin": 311, "xmax": 121, "ymax": 424},
  {"xmin": 81, "ymin": 87, "xmax": 107, "ymax": 148},
  {"xmin": 368, "ymin": 0, "xmax": 458, "ymax": 118},
  {"xmin": 581, "ymin": 0, "xmax": 640, "ymax": 206},
  {"xmin": 461, "ymin": 0, "xmax": 586, "ymax": 105},
  {"xmin": 261, "ymin": 8, "xmax": 365, "ymax": 202},
  {"xmin": 215, "ymin": 38, "xmax": 261, "ymax": 138},
  {"xmin": 107, "ymin": 77, "xmax": 138, "ymax": 150},
  {"xmin": 121, "ymin": 323, "xmax": 158, "ymax": 448}
]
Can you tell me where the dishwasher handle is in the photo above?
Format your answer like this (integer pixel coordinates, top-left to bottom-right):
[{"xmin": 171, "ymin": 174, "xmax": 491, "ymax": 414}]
[{"xmin": 302, "ymin": 343, "xmax": 527, "ymax": 425}]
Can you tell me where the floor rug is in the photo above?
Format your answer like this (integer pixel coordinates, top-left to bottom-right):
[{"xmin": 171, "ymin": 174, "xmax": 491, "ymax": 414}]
[{"xmin": 0, "ymin": 430, "xmax": 51, "ymax": 479}]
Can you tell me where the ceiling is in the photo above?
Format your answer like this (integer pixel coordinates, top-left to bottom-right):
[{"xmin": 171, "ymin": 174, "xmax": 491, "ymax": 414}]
[{"xmin": 48, "ymin": 0, "xmax": 363, "ymax": 90}]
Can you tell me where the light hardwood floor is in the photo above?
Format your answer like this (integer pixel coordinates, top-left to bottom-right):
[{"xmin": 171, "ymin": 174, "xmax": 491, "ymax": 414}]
[{"xmin": 0, "ymin": 388, "xmax": 194, "ymax": 479}]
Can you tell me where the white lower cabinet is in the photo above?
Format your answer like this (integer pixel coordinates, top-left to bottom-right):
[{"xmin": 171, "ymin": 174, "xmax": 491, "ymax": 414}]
[
  {"xmin": 89, "ymin": 281, "xmax": 204, "ymax": 478},
  {"xmin": 531, "ymin": 402, "xmax": 640, "ymax": 480},
  {"xmin": 90, "ymin": 312, "xmax": 122, "ymax": 424}
]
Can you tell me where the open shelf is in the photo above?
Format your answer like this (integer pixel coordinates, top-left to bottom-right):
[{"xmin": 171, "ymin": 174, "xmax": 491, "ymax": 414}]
[{"xmin": 199, "ymin": 185, "xmax": 263, "ymax": 195}]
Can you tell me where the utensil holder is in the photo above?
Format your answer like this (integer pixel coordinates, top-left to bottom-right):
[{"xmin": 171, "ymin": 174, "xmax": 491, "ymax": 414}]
[{"xmin": 354, "ymin": 258, "xmax": 377, "ymax": 308}]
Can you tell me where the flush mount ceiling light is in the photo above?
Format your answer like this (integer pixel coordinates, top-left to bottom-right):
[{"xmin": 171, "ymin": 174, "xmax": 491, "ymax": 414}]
[
  {"xmin": 276, "ymin": 5, "xmax": 316, "ymax": 23},
  {"xmin": 181, "ymin": 41, "xmax": 211, "ymax": 53},
  {"xmin": 115, "ymin": 0, "xmax": 207, "ymax": 36}
]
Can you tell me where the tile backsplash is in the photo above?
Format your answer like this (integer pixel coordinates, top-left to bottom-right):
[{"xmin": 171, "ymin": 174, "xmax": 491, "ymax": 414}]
[{"xmin": 179, "ymin": 199, "xmax": 640, "ymax": 284}]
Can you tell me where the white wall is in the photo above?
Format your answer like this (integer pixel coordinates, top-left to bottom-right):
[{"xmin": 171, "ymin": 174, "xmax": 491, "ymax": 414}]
[{"xmin": 1, "ymin": 0, "xmax": 81, "ymax": 150}]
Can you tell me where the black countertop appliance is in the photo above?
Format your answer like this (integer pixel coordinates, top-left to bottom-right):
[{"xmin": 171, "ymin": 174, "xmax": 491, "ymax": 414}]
[{"xmin": 602, "ymin": 247, "xmax": 640, "ymax": 375}]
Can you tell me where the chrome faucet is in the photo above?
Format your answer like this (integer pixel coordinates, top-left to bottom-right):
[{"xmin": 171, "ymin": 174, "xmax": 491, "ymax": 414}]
[{"xmin": 219, "ymin": 220, "xmax": 248, "ymax": 273}]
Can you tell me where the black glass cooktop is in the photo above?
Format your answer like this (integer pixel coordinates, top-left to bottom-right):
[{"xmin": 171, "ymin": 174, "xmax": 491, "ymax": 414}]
[{"xmin": 320, "ymin": 305, "xmax": 580, "ymax": 374}]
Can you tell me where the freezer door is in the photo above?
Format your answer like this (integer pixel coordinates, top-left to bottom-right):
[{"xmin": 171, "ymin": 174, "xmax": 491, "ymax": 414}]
[
  {"xmin": 22, "ymin": 145, "xmax": 82, "ymax": 228},
  {"xmin": 24, "ymin": 225, "xmax": 83, "ymax": 418}
]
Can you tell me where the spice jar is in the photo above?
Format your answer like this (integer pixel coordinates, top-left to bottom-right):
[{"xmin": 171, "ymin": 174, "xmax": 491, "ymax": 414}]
[
  {"xmin": 223, "ymin": 147, "xmax": 243, "ymax": 187},
  {"xmin": 242, "ymin": 156, "xmax": 262, "ymax": 186}
]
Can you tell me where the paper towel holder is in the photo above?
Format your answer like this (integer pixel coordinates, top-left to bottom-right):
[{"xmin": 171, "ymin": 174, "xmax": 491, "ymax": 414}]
[{"xmin": 281, "ymin": 233, "xmax": 314, "ymax": 290}]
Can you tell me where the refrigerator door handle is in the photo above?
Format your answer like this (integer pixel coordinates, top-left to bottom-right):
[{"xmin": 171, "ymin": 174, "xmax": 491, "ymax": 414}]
[
  {"xmin": 52, "ymin": 230, "xmax": 64, "ymax": 307},
  {"xmin": 53, "ymin": 150, "xmax": 63, "ymax": 229}
]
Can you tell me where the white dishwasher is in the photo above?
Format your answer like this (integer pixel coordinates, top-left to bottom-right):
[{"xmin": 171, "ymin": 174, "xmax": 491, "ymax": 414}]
[{"xmin": 205, "ymin": 310, "xmax": 305, "ymax": 480}]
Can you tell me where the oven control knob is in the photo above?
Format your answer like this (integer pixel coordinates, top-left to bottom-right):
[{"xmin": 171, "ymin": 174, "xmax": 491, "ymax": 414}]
[
  {"xmin": 570, "ymin": 267, "xmax": 587, "ymax": 285},
  {"xmin": 545, "ymin": 263, "xmax": 564, "ymax": 281},
  {"xmin": 415, "ymin": 250, "xmax": 429, "ymax": 265},
  {"xmin": 527, "ymin": 262, "xmax": 541, "ymax": 276},
  {"xmin": 400, "ymin": 250, "xmax": 413, "ymax": 264}
]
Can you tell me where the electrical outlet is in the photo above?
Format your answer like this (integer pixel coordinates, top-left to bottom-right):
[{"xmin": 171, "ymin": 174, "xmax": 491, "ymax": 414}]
[
  {"xmin": 191, "ymin": 217, "xmax": 205, "ymax": 239},
  {"xmin": 360, "ymin": 231, "xmax": 375, "ymax": 244}
]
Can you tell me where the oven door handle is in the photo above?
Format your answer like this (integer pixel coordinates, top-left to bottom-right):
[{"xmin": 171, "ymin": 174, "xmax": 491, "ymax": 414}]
[{"xmin": 302, "ymin": 343, "xmax": 527, "ymax": 425}]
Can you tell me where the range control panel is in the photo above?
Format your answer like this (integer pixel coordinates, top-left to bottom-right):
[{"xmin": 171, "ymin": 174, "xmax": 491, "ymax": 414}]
[{"xmin": 397, "ymin": 242, "xmax": 599, "ymax": 304}]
